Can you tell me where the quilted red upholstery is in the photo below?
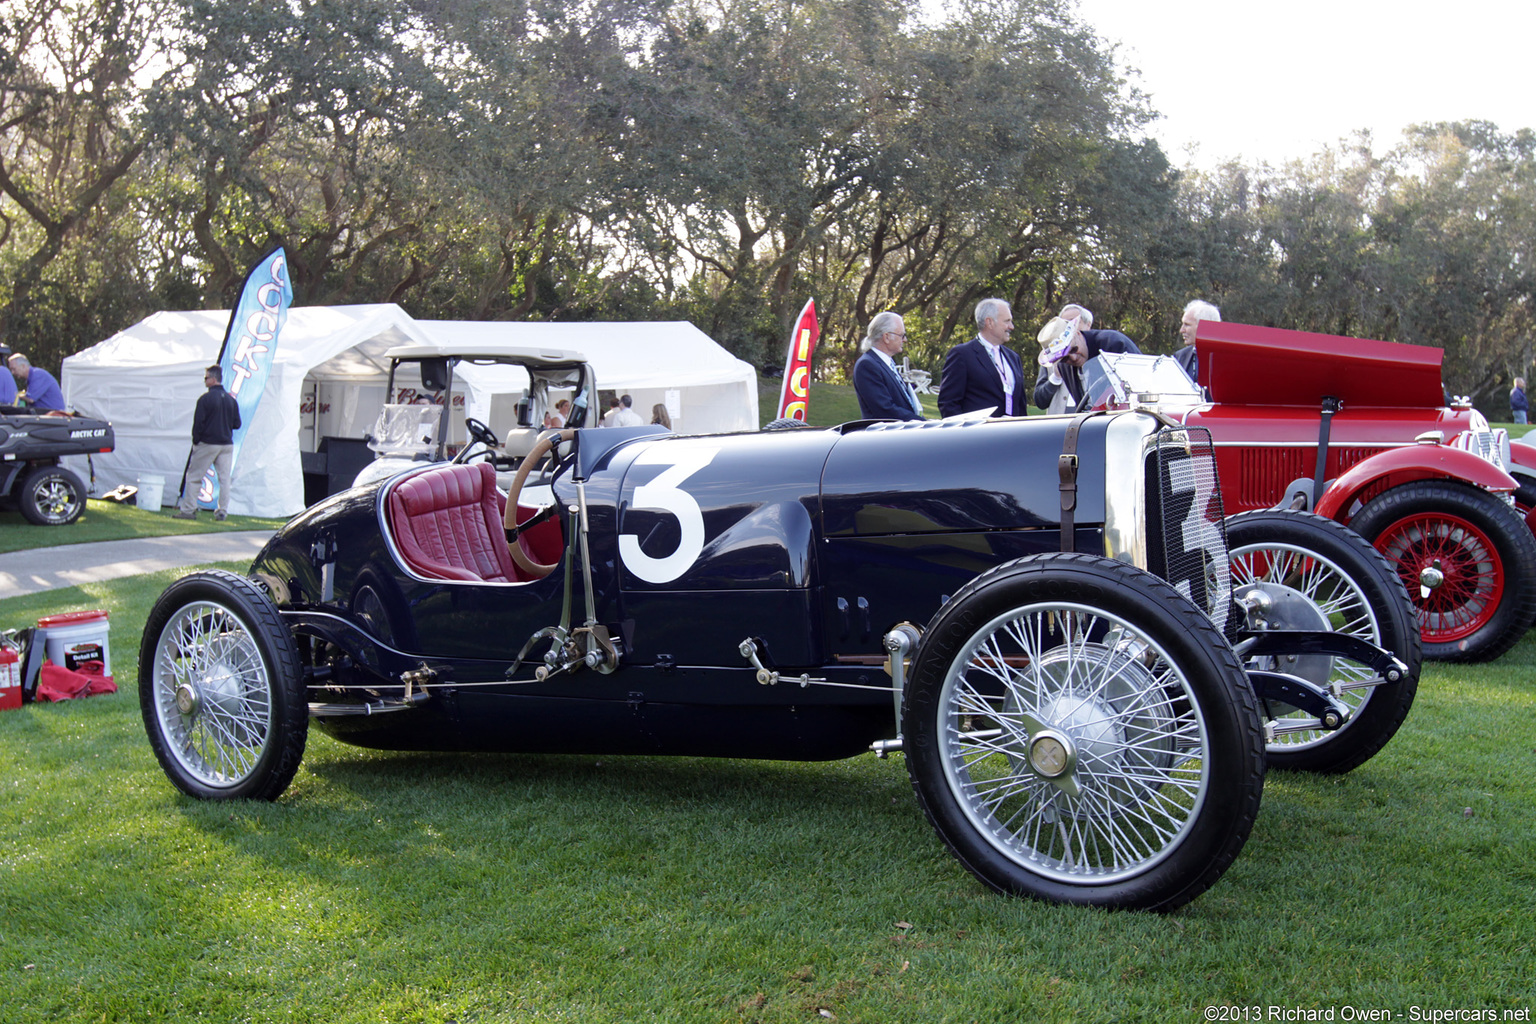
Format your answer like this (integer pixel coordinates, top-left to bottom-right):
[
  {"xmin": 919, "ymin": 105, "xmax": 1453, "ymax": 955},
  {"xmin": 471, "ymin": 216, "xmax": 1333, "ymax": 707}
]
[{"xmin": 386, "ymin": 463, "xmax": 519, "ymax": 583}]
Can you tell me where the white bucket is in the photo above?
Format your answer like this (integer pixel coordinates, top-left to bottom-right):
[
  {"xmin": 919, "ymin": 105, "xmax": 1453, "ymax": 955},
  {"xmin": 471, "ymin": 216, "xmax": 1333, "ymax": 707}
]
[
  {"xmin": 38, "ymin": 610, "xmax": 111, "ymax": 675},
  {"xmin": 137, "ymin": 473, "xmax": 165, "ymax": 510}
]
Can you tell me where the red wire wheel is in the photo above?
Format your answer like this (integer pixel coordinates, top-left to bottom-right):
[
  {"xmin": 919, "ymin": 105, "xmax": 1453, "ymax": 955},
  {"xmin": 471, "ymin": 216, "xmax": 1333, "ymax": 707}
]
[
  {"xmin": 1372, "ymin": 511, "xmax": 1501, "ymax": 643},
  {"xmin": 1350, "ymin": 481, "xmax": 1536, "ymax": 662}
]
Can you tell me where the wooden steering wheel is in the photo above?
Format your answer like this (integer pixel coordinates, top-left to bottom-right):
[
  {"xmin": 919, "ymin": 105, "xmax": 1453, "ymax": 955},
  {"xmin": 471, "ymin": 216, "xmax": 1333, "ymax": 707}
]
[{"xmin": 502, "ymin": 428, "xmax": 575, "ymax": 578}]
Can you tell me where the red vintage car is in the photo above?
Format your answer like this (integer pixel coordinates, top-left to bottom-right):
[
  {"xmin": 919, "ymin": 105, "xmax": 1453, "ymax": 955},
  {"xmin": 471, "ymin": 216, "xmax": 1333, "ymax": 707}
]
[{"xmin": 1086, "ymin": 321, "xmax": 1536, "ymax": 663}]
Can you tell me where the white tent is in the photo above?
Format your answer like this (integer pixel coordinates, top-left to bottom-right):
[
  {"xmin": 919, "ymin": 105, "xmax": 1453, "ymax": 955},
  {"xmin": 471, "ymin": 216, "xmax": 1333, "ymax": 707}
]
[
  {"xmin": 62, "ymin": 306, "xmax": 758, "ymax": 519},
  {"xmin": 418, "ymin": 320, "xmax": 758, "ymax": 436},
  {"xmin": 62, "ymin": 305, "xmax": 435, "ymax": 518}
]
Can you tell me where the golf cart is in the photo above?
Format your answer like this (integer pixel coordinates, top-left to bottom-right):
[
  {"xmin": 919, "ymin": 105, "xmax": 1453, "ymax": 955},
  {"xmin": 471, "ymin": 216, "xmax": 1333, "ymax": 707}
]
[{"xmin": 353, "ymin": 342, "xmax": 599, "ymax": 492}]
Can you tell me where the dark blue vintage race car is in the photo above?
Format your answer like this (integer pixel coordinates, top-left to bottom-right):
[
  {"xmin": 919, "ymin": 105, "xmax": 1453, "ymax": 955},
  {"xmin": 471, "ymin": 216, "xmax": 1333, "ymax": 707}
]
[{"xmin": 139, "ymin": 407, "xmax": 1419, "ymax": 911}]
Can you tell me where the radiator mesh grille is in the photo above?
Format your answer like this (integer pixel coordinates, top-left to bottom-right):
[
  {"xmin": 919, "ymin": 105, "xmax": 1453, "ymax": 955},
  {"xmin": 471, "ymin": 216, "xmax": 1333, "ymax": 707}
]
[{"xmin": 1146, "ymin": 427, "xmax": 1232, "ymax": 636}]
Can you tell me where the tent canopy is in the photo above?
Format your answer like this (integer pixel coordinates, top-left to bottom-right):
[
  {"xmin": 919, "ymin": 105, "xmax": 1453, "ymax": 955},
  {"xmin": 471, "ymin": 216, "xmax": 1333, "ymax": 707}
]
[
  {"xmin": 416, "ymin": 320, "xmax": 758, "ymax": 433},
  {"xmin": 62, "ymin": 306, "xmax": 758, "ymax": 518}
]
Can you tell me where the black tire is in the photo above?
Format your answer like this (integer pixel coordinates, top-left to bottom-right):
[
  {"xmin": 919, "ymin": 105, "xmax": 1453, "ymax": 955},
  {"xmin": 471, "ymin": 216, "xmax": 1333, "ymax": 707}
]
[
  {"xmin": 139, "ymin": 570, "xmax": 308, "ymax": 800},
  {"xmin": 1227, "ymin": 510, "xmax": 1421, "ymax": 773},
  {"xmin": 1349, "ymin": 481, "xmax": 1536, "ymax": 662},
  {"xmin": 18, "ymin": 464, "xmax": 85, "ymax": 525},
  {"xmin": 902, "ymin": 553, "xmax": 1265, "ymax": 912}
]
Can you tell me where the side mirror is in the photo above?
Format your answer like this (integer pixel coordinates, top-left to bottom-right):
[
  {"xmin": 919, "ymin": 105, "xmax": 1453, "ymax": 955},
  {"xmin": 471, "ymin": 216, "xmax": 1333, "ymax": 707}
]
[{"xmin": 419, "ymin": 357, "xmax": 451, "ymax": 393}]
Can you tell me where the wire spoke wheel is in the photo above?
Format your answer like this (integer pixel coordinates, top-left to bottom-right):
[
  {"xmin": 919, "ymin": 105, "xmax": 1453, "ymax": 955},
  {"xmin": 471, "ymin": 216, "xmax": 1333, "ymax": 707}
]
[
  {"xmin": 1231, "ymin": 543, "xmax": 1378, "ymax": 742},
  {"xmin": 1227, "ymin": 511, "xmax": 1420, "ymax": 773},
  {"xmin": 151, "ymin": 601, "xmax": 274, "ymax": 787},
  {"xmin": 1376, "ymin": 511, "xmax": 1501, "ymax": 643},
  {"xmin": 939, "ymin": 603, "xmax": 1207, "ymax": 884},
  {"xmin": 905, "ymin": 554, "xmax": 1264, "ymax": 911},
  {"xmin": 139, "ymin": 571, "xmax": 307, "ymax": 800}
]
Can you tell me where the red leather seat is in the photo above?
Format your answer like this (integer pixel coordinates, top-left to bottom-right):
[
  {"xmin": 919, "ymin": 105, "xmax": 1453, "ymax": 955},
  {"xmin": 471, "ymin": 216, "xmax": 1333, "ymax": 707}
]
[{"xmin": 385, "ymin": 462, "xmax": 522, "ymax": 582}]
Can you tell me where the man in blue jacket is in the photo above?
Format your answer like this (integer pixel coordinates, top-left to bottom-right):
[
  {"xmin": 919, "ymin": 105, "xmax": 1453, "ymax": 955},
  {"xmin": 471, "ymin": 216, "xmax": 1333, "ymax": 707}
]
[
  {"xmin": 6, "ymin": 353, "xmax": 63, "ymax": 411},
  {"xmin": 937, "ymin": 298, "xmax": 1029, "ymax": 417},
  {"xmin": 174, "ymin": 365, "xmax": 242, "ymax": 521},
  {"xmin": 853, "ymin": 312, "xmax": 925, "ymax": 421}
]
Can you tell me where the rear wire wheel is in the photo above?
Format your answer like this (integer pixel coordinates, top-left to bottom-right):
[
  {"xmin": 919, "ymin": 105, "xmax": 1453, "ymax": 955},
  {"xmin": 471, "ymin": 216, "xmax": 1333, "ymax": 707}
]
[
  {"xmin": 903, "ymin": 553, "xmax": 1265, "ymax": 912},
  {"xmin": 1227, "ymin": 510, "xmax": 1420, "ymax": 773},
  {"xmin": 139, "ymin": 570, "xmax": 308, "ymax": 800},
  {"xmin": 1350, "ymin": 481, "xmax": 1536, "ymax": 662}
]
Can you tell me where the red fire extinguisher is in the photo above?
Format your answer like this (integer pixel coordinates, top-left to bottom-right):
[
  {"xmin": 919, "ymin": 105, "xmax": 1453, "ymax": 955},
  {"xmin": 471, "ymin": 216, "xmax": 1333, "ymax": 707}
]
[{"xmin": 0, "ymin": 635, "xmax": 22, "ymax": 712}]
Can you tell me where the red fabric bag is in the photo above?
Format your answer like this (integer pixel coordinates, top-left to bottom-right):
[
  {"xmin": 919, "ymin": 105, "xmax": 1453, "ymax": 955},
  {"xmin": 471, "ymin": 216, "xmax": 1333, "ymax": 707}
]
[{"xmin": 36, "ymin": 659, "xmax": 117, "ymax": 702}]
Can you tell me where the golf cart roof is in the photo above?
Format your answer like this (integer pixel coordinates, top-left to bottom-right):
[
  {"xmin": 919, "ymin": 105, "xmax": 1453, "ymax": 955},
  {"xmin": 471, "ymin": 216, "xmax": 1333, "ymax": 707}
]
[{"xmin": 383, "ymin": 341, "xmax": 590, "ymax": 369}]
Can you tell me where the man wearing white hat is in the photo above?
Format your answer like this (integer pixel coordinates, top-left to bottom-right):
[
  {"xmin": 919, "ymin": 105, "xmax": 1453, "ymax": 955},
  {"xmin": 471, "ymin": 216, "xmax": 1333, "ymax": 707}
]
[{"xmin": 1032, "ymin": 303, "xmax": 1141, "ymax": 413}]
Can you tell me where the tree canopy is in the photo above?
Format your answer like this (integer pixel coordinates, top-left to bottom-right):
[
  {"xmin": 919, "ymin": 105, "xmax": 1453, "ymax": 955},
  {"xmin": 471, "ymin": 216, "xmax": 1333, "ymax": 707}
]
[{"xmin": 2, "ymin": 0, "xmax": 1533, "ymax": 412}]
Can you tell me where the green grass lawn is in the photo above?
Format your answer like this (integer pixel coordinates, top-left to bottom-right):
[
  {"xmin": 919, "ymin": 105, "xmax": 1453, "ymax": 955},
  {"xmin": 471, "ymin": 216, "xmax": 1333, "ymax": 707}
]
[
  {"xmin": 2, "ymin": 571, "xmax": 1533, "ymax": 1023},
  {"xmin": 0, "ymin": 499, "xmax": 286, "ymax": 554}
]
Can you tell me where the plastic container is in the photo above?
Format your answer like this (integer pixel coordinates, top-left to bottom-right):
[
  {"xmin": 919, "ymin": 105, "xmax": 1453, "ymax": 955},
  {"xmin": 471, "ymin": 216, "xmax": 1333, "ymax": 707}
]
[
  {"xmin": 0, "ymin": 643, "xmax": 20, "ymax": 711},
  {"xmin": 136, "ymin": 473, "xmax": 165, "ymax": 510},
  {"xmin": 37, "ymin": 610, "xmax": 111, "ymax": 675}
]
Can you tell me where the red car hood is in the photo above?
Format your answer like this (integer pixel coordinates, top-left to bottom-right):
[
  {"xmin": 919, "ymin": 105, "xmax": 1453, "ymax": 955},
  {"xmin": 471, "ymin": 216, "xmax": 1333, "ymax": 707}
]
[{"xmin": 1195, "ymin": 321, "xmax": 1444, "ymax": 409}]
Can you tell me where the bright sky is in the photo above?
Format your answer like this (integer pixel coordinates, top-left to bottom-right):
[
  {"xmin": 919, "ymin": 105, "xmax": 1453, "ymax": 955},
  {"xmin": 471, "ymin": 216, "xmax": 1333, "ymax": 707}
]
[{"xmin": 1070, "ymin": 0, "xmax": 1536, "ymax": 168}]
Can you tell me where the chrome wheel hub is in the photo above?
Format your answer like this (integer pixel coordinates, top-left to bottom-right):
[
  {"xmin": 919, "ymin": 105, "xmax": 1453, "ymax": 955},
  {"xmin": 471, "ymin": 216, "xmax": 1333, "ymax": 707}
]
[
  {"xmin": 1235, "ymin": 581, "xmax": 1332, "ymax": 687},
  {"xmin": 174, "ymin": 683, "xmax": 198, "ymax": 717},
  {"xmin": 1419, "ymin": 560, "xmax": 1445, "ymax": 599},
  {"xmin": 1027, "ymin": 730, "xmax": 1073, "ymax": 778}
]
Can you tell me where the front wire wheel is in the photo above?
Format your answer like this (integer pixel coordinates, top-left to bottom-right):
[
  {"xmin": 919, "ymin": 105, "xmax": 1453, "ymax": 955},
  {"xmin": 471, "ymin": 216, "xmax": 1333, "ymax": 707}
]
[
  {"xmin": 1227, "ymin": 510, "xmax": 1420, "ymax": 773},
  {"xmin": 904, "ymin": 554, "xmax": 1265, "ymax": 911},
  {"xmin": 139, "ymin": 570, "xmax": 307, "ymax": 800}
]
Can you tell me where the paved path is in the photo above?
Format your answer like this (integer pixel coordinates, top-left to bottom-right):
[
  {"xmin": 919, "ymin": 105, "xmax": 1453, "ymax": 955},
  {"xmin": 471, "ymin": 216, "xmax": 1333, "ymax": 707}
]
[{"xmin": 0, "ymin": 531, "xmax": 274, "ymax": 598}]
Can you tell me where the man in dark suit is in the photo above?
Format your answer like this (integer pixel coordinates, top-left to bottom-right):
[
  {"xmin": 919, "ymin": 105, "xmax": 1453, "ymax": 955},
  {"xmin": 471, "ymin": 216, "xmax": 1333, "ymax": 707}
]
[
  {"xmin": 1032, "ymin": 303, "xmax": 1142, "ymax": 413},
  {"xmin": 853, "ymin": 311, "xmax": 925, "ymax": 421},
  {"xmin": 937, "ymin": 298, "xmax": 1029, "ymax": 417},
  {"xmin": 1174, "ymin": 299, "xmax": 1220, "ymax": 386}
]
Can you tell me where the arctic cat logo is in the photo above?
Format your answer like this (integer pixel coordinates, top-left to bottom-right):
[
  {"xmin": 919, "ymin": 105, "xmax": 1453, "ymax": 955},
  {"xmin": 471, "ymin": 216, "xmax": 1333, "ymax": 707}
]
[{"xmin": 69, "ymin": 428, "xmax": 106, "ymax": 439}]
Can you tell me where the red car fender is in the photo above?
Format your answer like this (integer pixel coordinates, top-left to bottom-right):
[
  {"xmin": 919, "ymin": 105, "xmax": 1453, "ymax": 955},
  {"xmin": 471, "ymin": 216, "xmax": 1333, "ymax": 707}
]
[{"xmin": 1314, "ymin": 443, "xmax": 1518, "ymax": 522}]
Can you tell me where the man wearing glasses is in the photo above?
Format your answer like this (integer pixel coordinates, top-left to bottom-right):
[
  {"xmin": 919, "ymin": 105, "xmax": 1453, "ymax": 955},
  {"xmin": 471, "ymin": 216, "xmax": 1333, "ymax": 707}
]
[{"xmin": 853, "ymin": 311, "xmax": 926, "ymax": 421}]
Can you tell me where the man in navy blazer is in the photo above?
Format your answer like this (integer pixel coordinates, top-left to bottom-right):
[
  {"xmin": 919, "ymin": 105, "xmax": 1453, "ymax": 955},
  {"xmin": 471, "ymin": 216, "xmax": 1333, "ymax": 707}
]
[
  {"xmin": 937, "ymin": 298, "xmax": 1029, "ymax": 417},
  {"xmin": 853, "ymin": 311, "xmax": 925, "ymax": 421}
]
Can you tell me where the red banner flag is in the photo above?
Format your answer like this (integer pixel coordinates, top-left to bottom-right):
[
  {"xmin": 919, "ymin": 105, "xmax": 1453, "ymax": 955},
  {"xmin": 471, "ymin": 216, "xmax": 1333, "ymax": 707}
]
[{"xmin": 775, "ymin": 299, "xmax": 819, "ymax": 421}]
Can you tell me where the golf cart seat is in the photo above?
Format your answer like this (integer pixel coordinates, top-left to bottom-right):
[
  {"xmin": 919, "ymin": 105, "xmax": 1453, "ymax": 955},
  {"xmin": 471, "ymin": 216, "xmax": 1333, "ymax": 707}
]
[{"xmin": 501, "ymin": 426, "xmax": 542, "ymax": 461}]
